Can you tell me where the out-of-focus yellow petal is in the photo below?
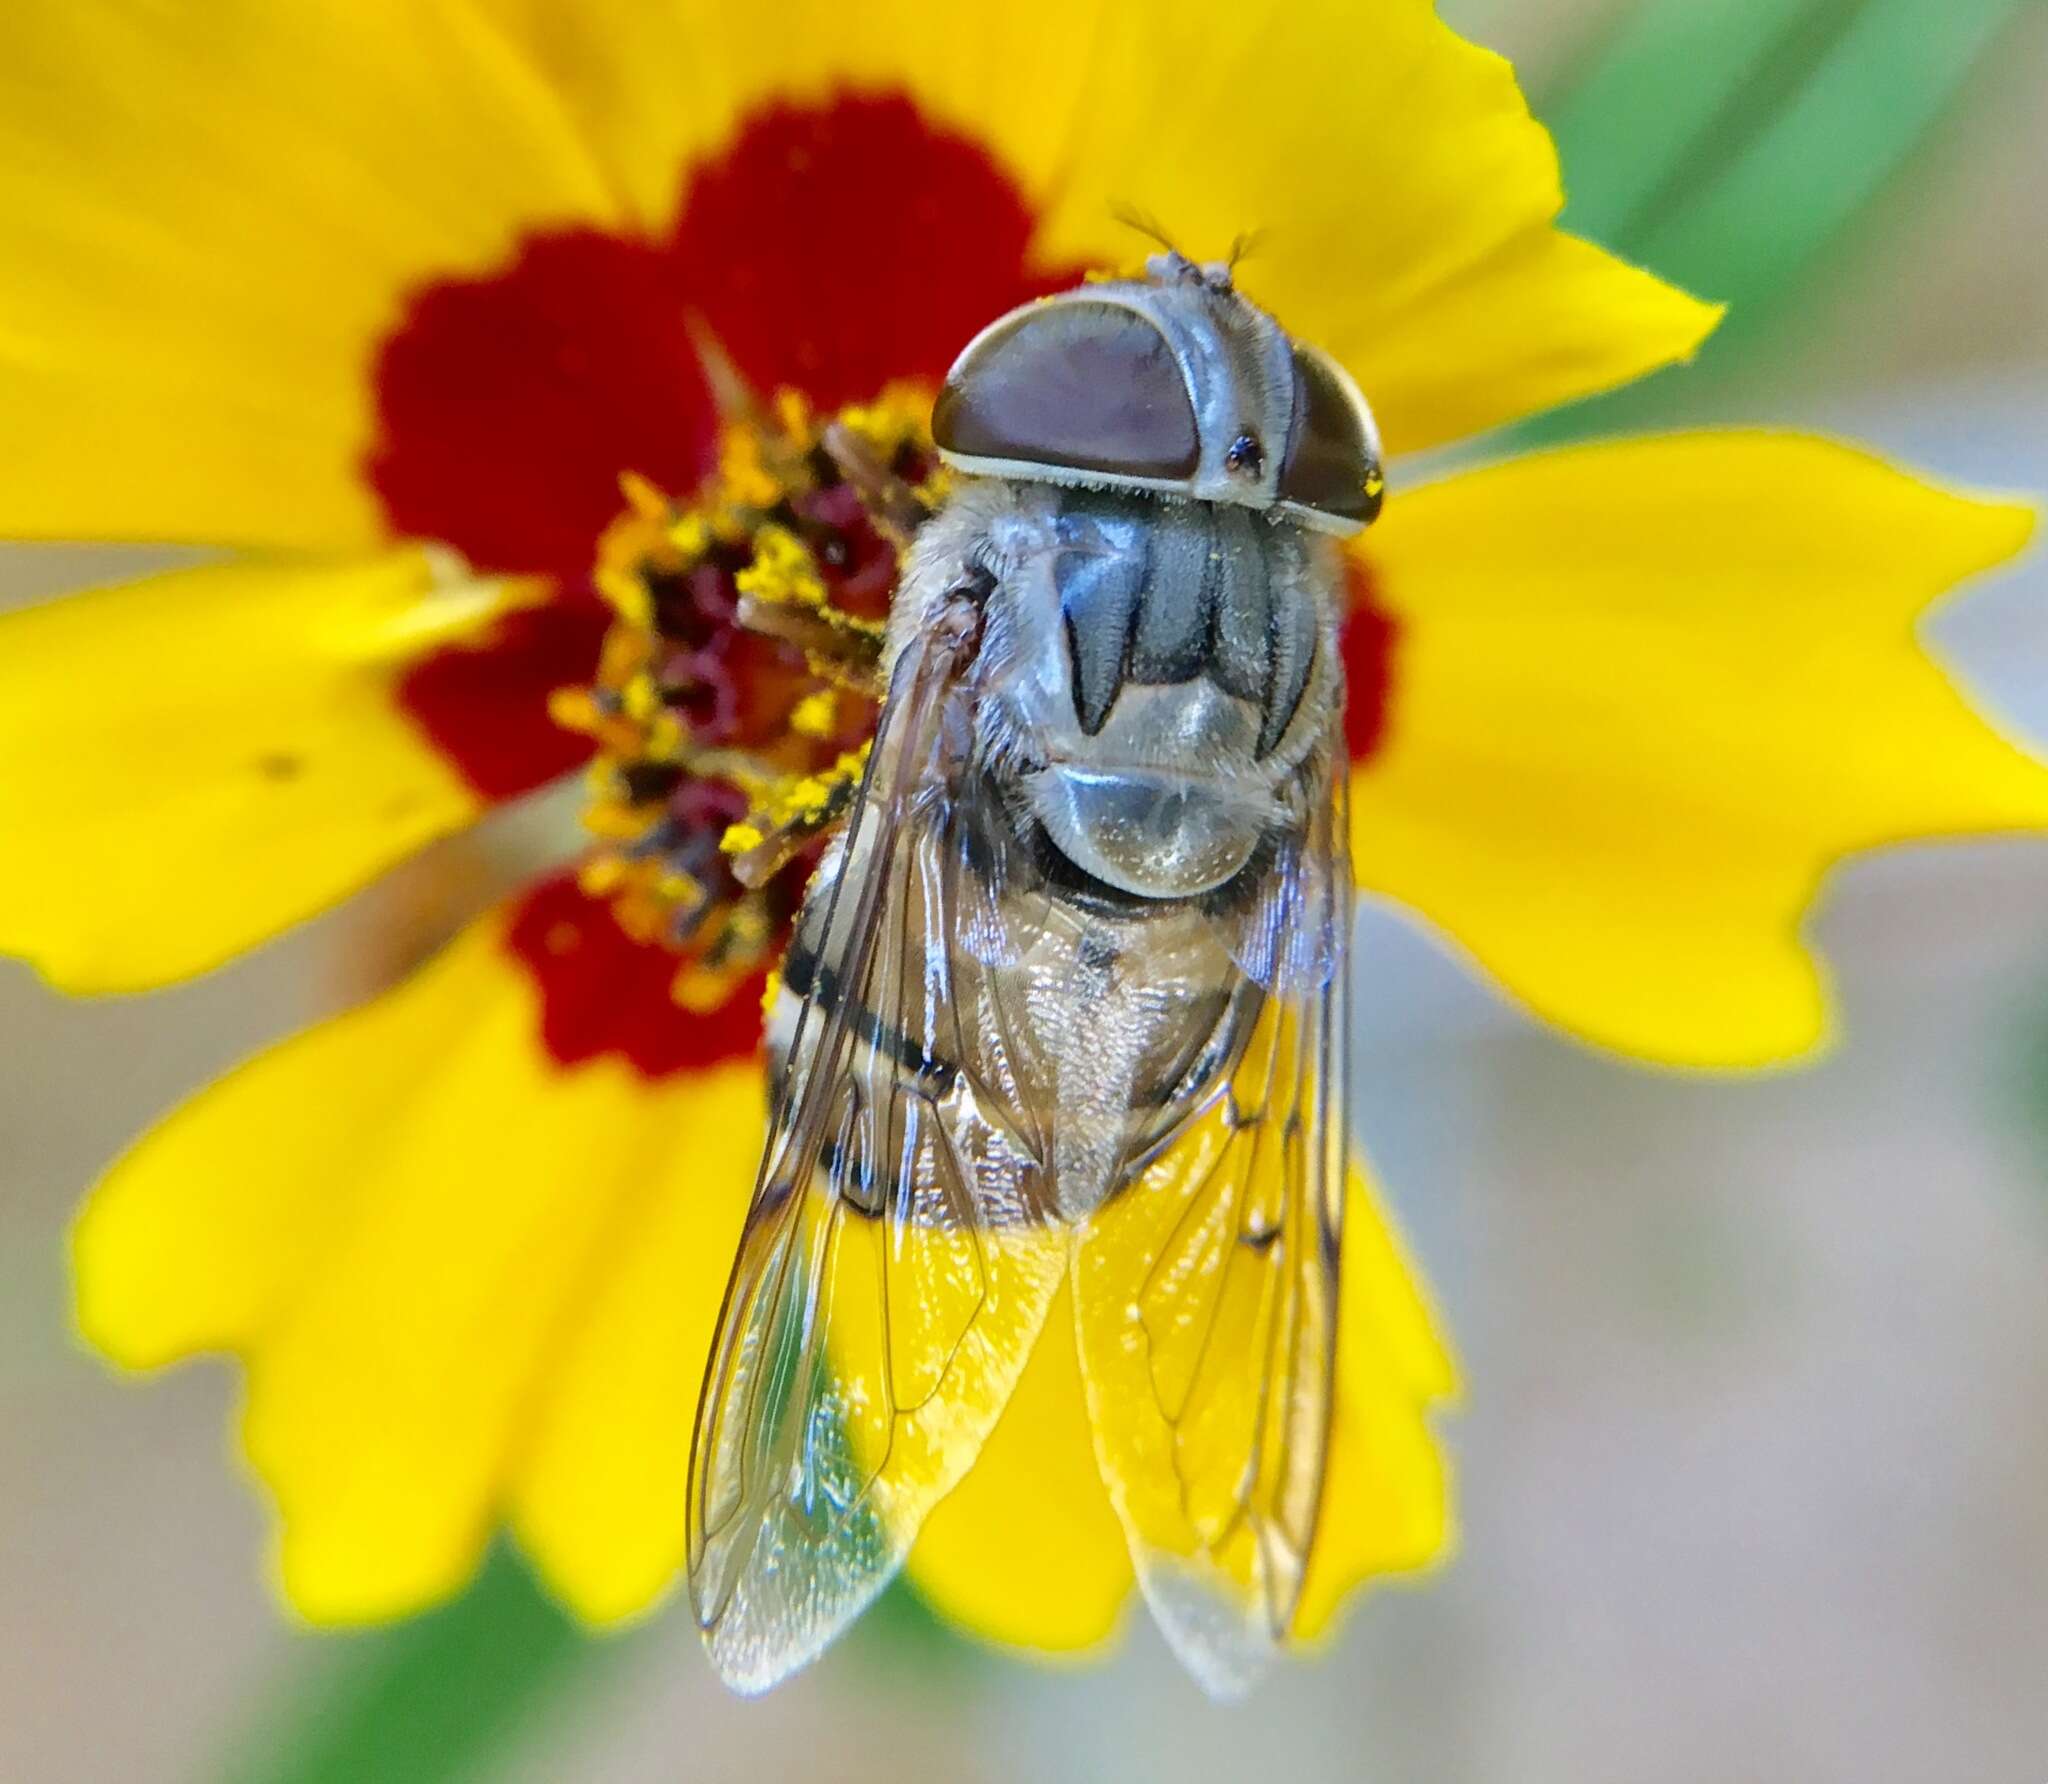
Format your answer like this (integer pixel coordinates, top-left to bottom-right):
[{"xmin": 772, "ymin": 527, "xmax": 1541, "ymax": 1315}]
[
  {"xmin": 1295, "ymin": 1172, "xmax": 1458, "ymax": 1641},
  {"xmin": 482, "ymin": 0, "xmax": 1715, "ymax": 454},
  {"xmin": 0, "ymin": 0, "xmax": 619, "ymax": 548},
  {"xmin": 509, "ymin": 1063, "xmax": 761, "ymax": 1625},
  {"xmin": 73, "ymin": 910, "xmax": 505, "ymax": 1371},
  {"xmin": 75, "ymin": 906, "xmax": 747, "ymax": 1622},
  {"xmin": 906, "ymin": 1283, "xmax": 1134, "ymax": 1657},
  {"xmin": 0, "ymin": 550, "xmax": 511, "ymax": 993},
  {"xmin": 1353, "ymin": 432, "xmax": 2048, "ymax": 1067}
]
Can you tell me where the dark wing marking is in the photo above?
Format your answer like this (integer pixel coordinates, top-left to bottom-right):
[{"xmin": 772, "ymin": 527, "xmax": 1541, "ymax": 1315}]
[
  {"xmin": 687, "ymin": 606, "xmax": 1067, "ymax": 1693},
  {"xmin": 1071, "ymin": 739, "xmax": 1351, "ymax": 1697}
]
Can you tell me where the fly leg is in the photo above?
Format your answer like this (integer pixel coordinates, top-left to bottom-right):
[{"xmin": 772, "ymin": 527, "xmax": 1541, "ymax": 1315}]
[
  {"xmin": 726, "ymin": 567, "xmax": 988, "ymax": 892},
  {"xmin": 720, "ymin": 755, "xmax": 868, "ymax": 891},
  {"xmin": 819, "ymin": 420, "xmax": 936, "ymax": 547},
  {"xmin": 733, "ymin": 593, "xmax": 886, "ymax": 699}
]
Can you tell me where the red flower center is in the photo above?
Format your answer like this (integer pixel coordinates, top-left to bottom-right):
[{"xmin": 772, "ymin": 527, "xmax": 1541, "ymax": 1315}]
[
  {"xmin": 1342, "ymin": 562, "xmax": 1400, "ymax": 762},
  {"xmin": 507, "ymin": 874, "xmax": 767, "ymax": 1077},
  {"xmin": 362, "ymin": 90, "xmax": 1397, "ymax": 1081}
]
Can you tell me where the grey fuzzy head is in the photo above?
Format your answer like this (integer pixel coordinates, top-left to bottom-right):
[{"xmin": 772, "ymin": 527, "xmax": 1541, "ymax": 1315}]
[{"xmin": 930, "ymin": 252, "xmax": 1384, "ymax": 536}]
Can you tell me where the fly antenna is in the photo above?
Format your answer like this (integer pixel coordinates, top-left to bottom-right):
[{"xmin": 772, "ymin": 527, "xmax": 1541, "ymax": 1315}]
[
  {"xmin": 683, "ymin": 311, "xmax": 766, "ymax": 426},
  {"xmin": 1109, "ymin": 200, "xmax": 1182, "ymax": 258}
]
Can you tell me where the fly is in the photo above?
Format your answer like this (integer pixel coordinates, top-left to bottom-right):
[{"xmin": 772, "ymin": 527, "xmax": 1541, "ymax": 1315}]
[{"xmin": 688, "ymin": 247, "xmax": 1383, "ymax": 1699}]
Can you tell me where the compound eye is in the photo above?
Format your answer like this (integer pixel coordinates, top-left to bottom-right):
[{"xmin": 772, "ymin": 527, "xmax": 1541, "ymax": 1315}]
[
  {"xmin": 1279, "ymin": 344, "xmax": 1383, "ymax": 524},
  {"xmin": 932, "ymin": 300, "xmax": 1201, "ymax": 482}
]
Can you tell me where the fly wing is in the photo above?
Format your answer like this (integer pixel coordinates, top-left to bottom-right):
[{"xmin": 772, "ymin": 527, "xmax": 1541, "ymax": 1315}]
[
  {"xmin": 687, "ymin": 604, "xmax": 1067, "ymax": 1693},
  {"xmin": 1072, "ymin": 740, "xmax": 1351, "ymax": 1697}
]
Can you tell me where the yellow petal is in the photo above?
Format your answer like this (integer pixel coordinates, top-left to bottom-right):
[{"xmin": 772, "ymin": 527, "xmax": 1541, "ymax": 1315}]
[
  {"xmin": 75, "ymin": 904, "xmax": 747, "ymax": 1622},
  {"xmin": 1295, "ymin": 1171, "xmax": 1458, "ymax": 1641},
  {"xmin": 907, "ymin": 1169, "xmax": 1453, "ymax": 1657},
  {"xmin": 0, "ymin": 550, "xmax": 515, "ymax": 993},
  {"xmin": 73, "ymin": 907, "xmax": 506, "ymax": 1372},
  {"xmin": 1029, "ymin": 0, "xmax": 1720, "ymax": 454},
  {"xmin": 0, "ymin": 0, "xmax": 619, "ymax": 548},
  {"xmin": 482, "ymin": 0, "xmax": 1714, "ymax": 455},
  {"xmin": 477, "ymin": 0, "xmax": 1113, "ymax": 233},
  {"xmin": 509, "ymin": 1063, "xmax": 762, "ymax": 1626},
  {"xmin": 905, "ymin": 1282, "xmax": 1134, "ymax": 1657},
  {"xmin": 1354, "ymin": 431, "xmax": 2048, "ymax": 1067}
]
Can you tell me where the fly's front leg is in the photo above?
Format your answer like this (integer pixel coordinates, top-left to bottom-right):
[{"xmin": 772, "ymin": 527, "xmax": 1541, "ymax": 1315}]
[
  {"xmin": 719, "ymin": 752, "xmax": 869, "ymax": 890},
  {"xmin": 734, "ymin": 594, "xmax": 886, "ymax": 699},
  {"xmin": 723, "ymin": 567, "xmax": 991, "ymax": 890},
  {"xmin": 820, "ymin": 419, "xmax": 937, "ymax": 547}
]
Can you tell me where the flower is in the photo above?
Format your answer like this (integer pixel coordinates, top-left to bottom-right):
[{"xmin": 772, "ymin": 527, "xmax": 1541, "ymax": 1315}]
[{"xmin": 3, "ymin": 0, "xmax": 2039, "ymax": 1661}]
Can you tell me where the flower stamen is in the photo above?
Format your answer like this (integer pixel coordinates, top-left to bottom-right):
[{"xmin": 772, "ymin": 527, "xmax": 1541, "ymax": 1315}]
[{"xmin": 554, "ymin": 382, "xmax": 942, "ymax": 1008}]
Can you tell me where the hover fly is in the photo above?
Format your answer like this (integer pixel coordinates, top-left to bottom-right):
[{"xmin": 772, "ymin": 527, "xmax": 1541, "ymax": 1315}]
[{"xmin": 688, "ymin": 249, "xmax": 1385, "ymax": 1698}]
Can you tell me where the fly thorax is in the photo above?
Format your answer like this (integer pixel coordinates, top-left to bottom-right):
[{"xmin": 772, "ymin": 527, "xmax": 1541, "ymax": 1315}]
[{"xmin": 975, "ymin": 485, "xmax": 1337, "ymax": 902}]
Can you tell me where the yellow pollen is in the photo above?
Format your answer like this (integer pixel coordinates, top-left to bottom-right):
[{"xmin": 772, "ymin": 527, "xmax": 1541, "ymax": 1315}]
[
  {"xmin": 582, "ymin": 800, "xmax": 645, "ymax": 842},
  {"xmin": 560, "ymin": 379, "xmax": 938, "ymax": 1012},
  {"xmin": 672, "ymin": 963, "xmax": 738, "ymax": 1015},
  {"xmin": 838, "ymin": 380, "xmax": 942, "ymax": 453},
  {"xmin": 547, "ymin": 686, "xmax": 601, "ymax": 732},
  {"xmin": 790, "ymin": 689, "xmax": 838, "ymax": 738},
  {"xmin": 669, "ymin": 512, "xmax": 711, "ymax": 559},
  {"xmin": 717, "ymin": 423, "xmax": 784, "ymax": 510},
  {"xmin": 645, "ymin": 713, "xmax": 684, "ymax": 759},
  {"xmin": 773, "ymin": 389, "xmax": 814, "ymax": 437},
  {"xmin": 577, "ymin": 856, "xmax": 626, "ymax": 896},
  {"xmin": 735, "ymin": 524, "xmax": 827, "ymax": 608},
  {"xmin": 596, "ymin": 566, "xmax": 653, "ymax": 625},
  {"xmin": 620, "ymin": 673, "xmax": 660, "ymax": 721},
  {"xmin": 618, "ymin": 469, "xmax": 672, "ymax": 522}
]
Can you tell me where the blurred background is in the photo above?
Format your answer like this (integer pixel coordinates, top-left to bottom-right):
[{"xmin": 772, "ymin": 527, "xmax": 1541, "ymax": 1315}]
[{"xmin": 5, "ymin": 0, "xmax": 2048, "ymax": 1778}]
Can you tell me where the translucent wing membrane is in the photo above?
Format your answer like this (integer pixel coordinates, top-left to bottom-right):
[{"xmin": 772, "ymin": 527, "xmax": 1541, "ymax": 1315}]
[
  {"xmin": 692, "ymin": 568, "xmax": 1353, "ymax": 1695},
  {"xmin": 1072, "ymin": 745, "xmax": 1351, "ymax": 1697},
  {"xmin": 687, "ymin": 607, "xmax": 1067, "ymax": 1692}
]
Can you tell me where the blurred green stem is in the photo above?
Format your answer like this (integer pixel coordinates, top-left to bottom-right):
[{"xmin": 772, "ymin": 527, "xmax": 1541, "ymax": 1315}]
[
  {"xmin": 217, "ymin": 1548, "xmax": 614, "ymax": 1784},
  {"xmin": 1531, "ymin": 0, "xmax": 2028, "ymax": 438}
]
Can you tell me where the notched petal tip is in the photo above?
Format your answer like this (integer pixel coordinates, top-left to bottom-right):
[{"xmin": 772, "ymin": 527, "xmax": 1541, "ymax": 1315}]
[
  {"xmin": 1669, "ymin": 294, "xmax": 1728, "ymax": 365},
  {"xmin": 67, "ymin": 1190, "xmax": 176, "ymax": 1375},
  {"xmin": 1926, "ymin": 488, "xmax": 2039, "ymax": 588},
  {"xmin": 1352, "ymin": 428, "xmax": 2048, "ymax": 1073}
]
